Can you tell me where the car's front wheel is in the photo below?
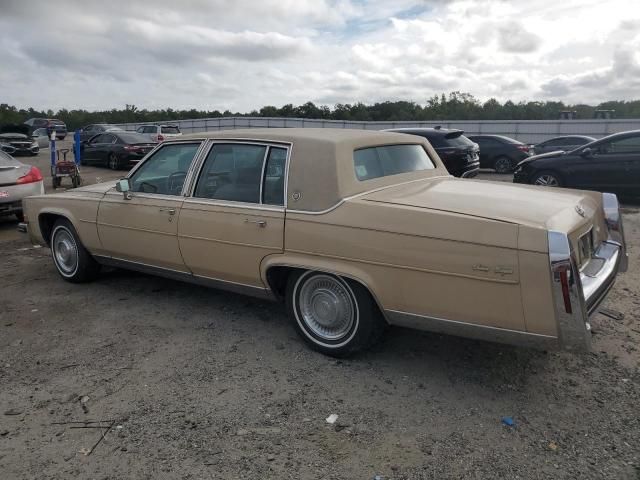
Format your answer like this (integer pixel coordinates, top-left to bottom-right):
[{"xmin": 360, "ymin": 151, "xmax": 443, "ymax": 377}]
[
  {"xmin": 286, "ymin": 270, "xmax": 386, "ymax": 357},
  {"xmin": 532, "ymin": 171, "xmax": 562, "ymax": 187},
  {"xmin": 493, "ymin": 156, "xmax": 514, "ymax": 173},
  {"xmin": 50, "ymin": 219, "xmax": 100, "ymax": 282}
]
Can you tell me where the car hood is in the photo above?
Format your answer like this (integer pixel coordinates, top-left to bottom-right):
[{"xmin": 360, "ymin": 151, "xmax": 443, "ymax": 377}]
[
  {"xmin": 517, "ymin": 150, "xmax": 565, "ymax": 167},
  {"xmin": 362, "ymin": 177, "xmax": 600, "ymax": 231},
  {"xmin": 0, "ymin": 133, "xmax": 29, "ymax": 141},
  {"xmin": 71, "ymin": 181, "xmax": 116, "ymax": 194}
]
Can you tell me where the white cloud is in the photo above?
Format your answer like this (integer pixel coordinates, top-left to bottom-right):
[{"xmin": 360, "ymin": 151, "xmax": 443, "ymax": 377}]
[{"xmin": 0, "ymin": 0, "xmax": 639, "ymax": 111}]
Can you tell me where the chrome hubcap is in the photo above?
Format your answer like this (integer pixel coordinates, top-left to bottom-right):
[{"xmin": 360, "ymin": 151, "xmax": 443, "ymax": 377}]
[
  {"xmin": 298, "ymin": 275, "xmax": 355, "ymax": 341},
  {"xmin": 53, "ymin": 229, "xmax": 78, "ymax": 274},
  {"xmin": 534, "ymin": 174, "xmax": 559, "ymax": 187}
]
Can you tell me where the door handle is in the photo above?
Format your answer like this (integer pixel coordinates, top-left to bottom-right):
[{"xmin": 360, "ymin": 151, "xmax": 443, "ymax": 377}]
[
  {"xmin": 159, "ymin": 208, "xmax": 176, "ymax": 215},
  {"xmin": 245, "ymin": 219, "xmax": 266, "ymax": 227}
]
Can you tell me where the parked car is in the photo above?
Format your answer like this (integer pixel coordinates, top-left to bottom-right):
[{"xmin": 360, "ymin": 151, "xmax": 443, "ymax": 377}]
[
  {"xmin": 513, "ymin": 130, "xmax": 640, "ymax": 195},
  {"xmin": 22, "ymin": 129, "xmax": 626, "ymax": 356},
  {"xmin": 533, "ymin": 135, "xmax": 596, "ymax": 155},
  {"xmin": 78, "ymin": 124, "xmax": 123, "ymax": 142},
  {"xmin": 24, "ymin": 118, "xmax": 67, "ymax": 139},
  {"xmin": 135, "ymin": 124, "xmax": 182, "ymax": 143},
  {"xmin": 385, "ymin": 127, "xmax": 480, "ymax": 177},
  {"xmin": 78, "ymin": 131, "xmax": 157, "ymax": 170},
  {"xmin": 0, "ymin": 150, "xmax": 44, "ymax": 221},
  {"xmin": 0, "ymin": 133, "xmax": 39, "ymax": 156},
  {"xmin": 466, "ymin": 134, "xmax": 531, "ymax": 173},
  {"xmin": 31, "ymin": 128, "xmax": 51, "ymax": 148}
]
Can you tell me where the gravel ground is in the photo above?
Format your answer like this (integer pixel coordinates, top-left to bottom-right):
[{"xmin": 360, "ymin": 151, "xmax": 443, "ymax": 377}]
[{"xmin": 0, "ymin": 145, "xmax": 639, "ymax": 479}]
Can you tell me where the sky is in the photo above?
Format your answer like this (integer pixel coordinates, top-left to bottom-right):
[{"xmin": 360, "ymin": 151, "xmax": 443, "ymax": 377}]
[{"xmin": 2, "ymin": 0, "xmax": 640, "ymax": 112}]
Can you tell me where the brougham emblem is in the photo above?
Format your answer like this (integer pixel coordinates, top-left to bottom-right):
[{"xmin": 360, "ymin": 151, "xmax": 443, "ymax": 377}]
[{"xmin": 575, "ymin": 205, "xmax": 585, "ymax": 217}]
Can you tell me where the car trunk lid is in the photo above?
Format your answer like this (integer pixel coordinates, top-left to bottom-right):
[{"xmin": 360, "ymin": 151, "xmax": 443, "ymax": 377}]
[{"xmin": 362, "ymin": 177, "xmax": 601, "ymax": 232}]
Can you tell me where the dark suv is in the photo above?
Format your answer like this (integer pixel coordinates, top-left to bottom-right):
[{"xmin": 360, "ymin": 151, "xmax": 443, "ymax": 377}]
[
  {"xmin": 467, "ymin": 135, "xmax": 531, "ymax": 173},
  {"xmin": 387, "ymin": 127, "xmax": 480, "ymax": 177},
  {"xmin": 24, "ymin": 118, "xmax": 67, "ymax": 140}
]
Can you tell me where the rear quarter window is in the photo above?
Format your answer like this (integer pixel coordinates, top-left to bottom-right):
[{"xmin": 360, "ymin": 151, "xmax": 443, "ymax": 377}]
[
  {"xmin": 161, "ymin": 126, "xmax": 180, "ymax": 134},
  {"xmin": 354, "ymin": 144, "xmax": 435, "ymax": 181}
]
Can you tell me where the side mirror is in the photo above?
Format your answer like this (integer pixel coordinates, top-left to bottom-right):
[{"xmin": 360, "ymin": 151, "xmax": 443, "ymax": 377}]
[
  {"xmin": 115, "ymin": 178, "xmax": 132, "ymax": 199},
  {"xmin": 581, "ymin": 147, "xmax": 593, "ymax": 157}
]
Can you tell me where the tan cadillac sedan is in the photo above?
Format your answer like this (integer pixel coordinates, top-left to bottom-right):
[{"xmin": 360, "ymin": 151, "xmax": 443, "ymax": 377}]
[{"xmin": 22, "ymin": 129, "xmax": 627, "ymax": 356}]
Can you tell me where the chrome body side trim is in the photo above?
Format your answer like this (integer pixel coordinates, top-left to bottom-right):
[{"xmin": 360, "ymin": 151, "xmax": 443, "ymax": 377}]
[
  {"xmin": 94, "ymin": 255, "xmax": 275, "ymax": 301},
  {"xmin": 602, "ymin": 192, "xmax": 628, "ymax": 272},
  {"xmin": 385, "ymin": 309, "xmax": 558, "ymax": 350}
]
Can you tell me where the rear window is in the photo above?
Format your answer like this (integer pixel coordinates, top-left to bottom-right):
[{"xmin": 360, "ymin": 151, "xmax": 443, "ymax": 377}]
[
  {"xmin": 442, "ymin": 133, "xmax": 476, "ymax": 148},
  {"xmin": 118, "ymin": 133, "xmax": 152, "ymax": 144},
  {"xmin": 161, "ymin": 126, "xmax": 180, "ymax": 134},
  {"xmin": 0, "ymin": 151, "xmax": 19, "ymax": 166},
  {"xmin": 49, "ymin": 120, "xmax": 65, "ymax": 126},
  {"xmin": 354, "ymin": 144, "xmax": 435, "ymax": 181}
]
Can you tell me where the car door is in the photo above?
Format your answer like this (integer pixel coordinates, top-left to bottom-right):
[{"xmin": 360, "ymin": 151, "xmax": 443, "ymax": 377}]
[
  {"xmin": 179, "ymin": 141, "xmax": 286, "ymax": 288},
  {"xmin": 569, "ymin": 134, "xmax": 640, "ymax": 191},
  {"xmin": 96, "ymin": 141, "xmax": 203, "ymax": 271},
  {"xmin": 82, "ymin": 134, "xmax": 106, "ymax": 163}
]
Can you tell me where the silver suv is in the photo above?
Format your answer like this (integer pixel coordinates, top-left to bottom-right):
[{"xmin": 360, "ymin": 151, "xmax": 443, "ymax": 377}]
[{"xmin": 135, "ymin": 124, "xmax": 182, "ymax": 143}]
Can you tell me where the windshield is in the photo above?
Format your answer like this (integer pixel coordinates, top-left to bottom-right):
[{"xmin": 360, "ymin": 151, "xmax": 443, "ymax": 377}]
[{"xmin": 354, "ymin": 144, "xmax": 435, "ymax": 181}]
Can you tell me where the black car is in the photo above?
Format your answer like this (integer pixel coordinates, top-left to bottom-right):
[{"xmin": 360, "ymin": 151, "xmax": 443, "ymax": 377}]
[
  {"xmin": 533, "ymin": 135, "xmax": 596, "ymax": 155},
  {"xmin": 387, "ymin": 127, "xmax": 480, "ymax": 177},
  {"xmin": 0, "ymin": 133, "xmax": 39, "ymax": 156},
  {"xmin": 79, "ymin": 132, "xmax": 157, "ymax": 170},
  {"xmin": 78, "ymin": 124, "xmax": 123, "ymax": 142},
  {"xmin": 466, "ymin": 135, "xmax": 531, "ymax": 173},
  {"xmin": 24, "ymin": 118, "xmax": 67, "ymax": 139},
  {"xmin": 513, "ymin": 130, "xmax": 640, "ymax": 194}
]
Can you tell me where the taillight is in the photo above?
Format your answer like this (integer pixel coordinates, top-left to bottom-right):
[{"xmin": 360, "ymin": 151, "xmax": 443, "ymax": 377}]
[
  {"xmin": 16, "ymin": 166, "xmax": 43, "ymax": 184},
  {"xmin": 157, "ymin": 134, "xmax": 164, "ymax": 142},
  {"xmin": 123, "ymin": 145, "xmax": 138, "ymax": 151},
  {"xmin": 516, "ymin": 145, "xmax": 530, "ymax": 152},
  {"xmin": 558, "ymin": 266, "xmax": 573, "ymax": 313}
]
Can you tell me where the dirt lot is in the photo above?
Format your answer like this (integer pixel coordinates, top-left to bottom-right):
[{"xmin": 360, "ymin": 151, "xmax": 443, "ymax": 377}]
[{"xmin": 1, "ymin": 145, "xmax": 639, "ymax": 479}]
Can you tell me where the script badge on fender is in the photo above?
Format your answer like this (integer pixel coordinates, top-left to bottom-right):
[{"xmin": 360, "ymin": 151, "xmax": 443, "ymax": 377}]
[{"xmin": 575, "ymin": 205, "xmax": 585, "ymax": 217}]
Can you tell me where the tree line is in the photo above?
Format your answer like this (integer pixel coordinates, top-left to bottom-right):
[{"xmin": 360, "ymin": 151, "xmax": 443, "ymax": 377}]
[{"xmin": 2, "ymin": 92, "xmax": 639, "ymax": 131}]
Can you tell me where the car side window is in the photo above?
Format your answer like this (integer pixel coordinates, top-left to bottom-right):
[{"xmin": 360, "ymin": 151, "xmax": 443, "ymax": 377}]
[
  {"xmin": 194, "ymin": 143, "xmax": 267, "ymax": 204},
  {"xmin": 263, "ymin": 147, "xmax": 286, "ymax": 205},
  {"xmin": 129, "ymin": 143, "xmax": 201, "ymax": 195},
  {"xmin": 90, "ymin": 134, "xmax": 106, "ymax": 144},
  {"xmin": 602, "ymin": 136, "xmax": 640, "ymax": 154},
  {"xmin": 103, "ymin": 134, "xmax": 116, "ymax": 144}
]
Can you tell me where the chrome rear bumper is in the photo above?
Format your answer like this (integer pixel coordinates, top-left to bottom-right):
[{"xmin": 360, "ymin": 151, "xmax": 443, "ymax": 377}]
[{"xmin": 548, "ymin": 193, "xmax": 627, "ymax": 352}]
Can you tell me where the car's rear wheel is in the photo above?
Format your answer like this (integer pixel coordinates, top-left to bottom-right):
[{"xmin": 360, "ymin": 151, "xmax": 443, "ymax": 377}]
[
  {"xmin": 494, "ymin": 156, "xmax": 513, "ymax": 173},
  {"xmin": 108, "ymin": 153, "xmax": 120, "ymax": 170},
  {"xmin": 50, "ymin": 219, "xmax": 100, "ymax": 283},
  {"xmin": 532, "ymin": 171, "xmax": 562, "ymax": 187},
  {"xmin": 286, "ymin": 270, "xmax": 385, "ymax": 357}
]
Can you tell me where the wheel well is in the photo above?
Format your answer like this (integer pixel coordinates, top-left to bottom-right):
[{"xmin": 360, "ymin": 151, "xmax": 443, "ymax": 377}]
[
  {"xmin": 265, "ymin": 266, "xmax": 302, "ymax": 300},
  {"xmin": 265, "ymin": 266, "xmax": 388, "ymax": 322},
  {"xmin": 38, "ymin": 213, "xmax": 66, "ymax": 247}
]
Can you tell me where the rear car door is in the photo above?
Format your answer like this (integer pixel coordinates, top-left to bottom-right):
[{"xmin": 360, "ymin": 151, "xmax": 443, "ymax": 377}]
[
  {"xmin": 179, "ymin": 141, "xmax": 287, "ymax": 288},
  {"xmin": 97, "ymin": 141, "xmax": 203, "ymax": 271}
]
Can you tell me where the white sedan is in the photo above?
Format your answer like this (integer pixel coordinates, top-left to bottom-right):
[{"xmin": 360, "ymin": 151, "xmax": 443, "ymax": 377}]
[{"xmin": 0, "ymin": 150, "xmax": 44, "ymax": 222}]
